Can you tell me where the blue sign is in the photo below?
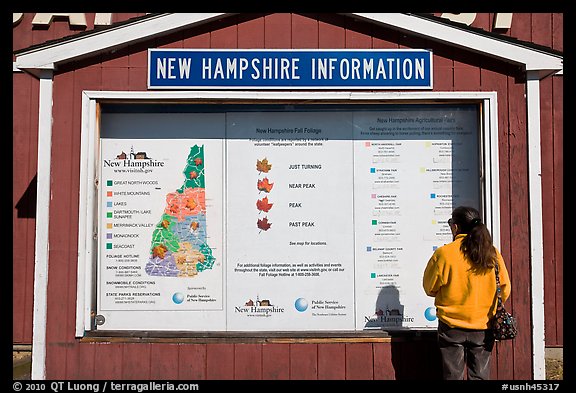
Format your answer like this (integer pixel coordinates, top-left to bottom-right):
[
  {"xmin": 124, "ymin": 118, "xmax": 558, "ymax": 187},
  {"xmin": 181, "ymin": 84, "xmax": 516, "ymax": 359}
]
[{"xmin": 148, "ymin": 49, "xmax": 432, "ymax": 89}]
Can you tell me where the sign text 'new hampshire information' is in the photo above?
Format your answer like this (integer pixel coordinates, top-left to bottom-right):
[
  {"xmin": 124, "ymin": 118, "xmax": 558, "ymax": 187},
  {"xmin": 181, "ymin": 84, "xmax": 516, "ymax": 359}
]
[{"xmin": 148, "ymin": 49, "xmax": 433, "ymax": 89}]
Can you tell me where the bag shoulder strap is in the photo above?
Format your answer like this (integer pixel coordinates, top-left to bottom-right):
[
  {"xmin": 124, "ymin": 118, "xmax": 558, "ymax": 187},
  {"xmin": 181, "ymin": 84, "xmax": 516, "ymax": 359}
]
[{"xmin": 494, "ymin": 262, "xmax": 504, "ymax": 306}]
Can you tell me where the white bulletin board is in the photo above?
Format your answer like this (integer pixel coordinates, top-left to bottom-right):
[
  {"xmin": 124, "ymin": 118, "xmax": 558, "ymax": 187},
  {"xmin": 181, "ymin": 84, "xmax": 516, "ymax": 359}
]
[{"xmin": 76, "ymin": 92, "xmax": 499, "ymax": 335}]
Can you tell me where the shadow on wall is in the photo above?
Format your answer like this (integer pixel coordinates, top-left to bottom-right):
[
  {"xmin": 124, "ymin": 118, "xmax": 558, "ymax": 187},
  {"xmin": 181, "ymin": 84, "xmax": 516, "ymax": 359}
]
[
  {"xmin": 15, "ymin": 174, "xmax": 37, "ymax": 218},
  {"xmin": 367, "ymin": 285, "xmax": 442, "ymax": 380}
]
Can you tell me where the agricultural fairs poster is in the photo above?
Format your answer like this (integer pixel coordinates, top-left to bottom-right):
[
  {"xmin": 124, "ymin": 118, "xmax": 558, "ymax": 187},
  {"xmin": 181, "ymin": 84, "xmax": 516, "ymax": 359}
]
[{"xmin": 96, "ymin": 105, "xmax": 479, "ymax": 331}]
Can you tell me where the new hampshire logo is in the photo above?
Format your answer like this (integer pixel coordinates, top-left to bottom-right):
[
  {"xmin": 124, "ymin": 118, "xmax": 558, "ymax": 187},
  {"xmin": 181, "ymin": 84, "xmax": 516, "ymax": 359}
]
[
  {"xmin": 234, "ymin": 294, "xmax": 285, "ymax": 317},
  {"xmin": 103, "ymin": 145, "xmax": 165, "ymax": 169}
]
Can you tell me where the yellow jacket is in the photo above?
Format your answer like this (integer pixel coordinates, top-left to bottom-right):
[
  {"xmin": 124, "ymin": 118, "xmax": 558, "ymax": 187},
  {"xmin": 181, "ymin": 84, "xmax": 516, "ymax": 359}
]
[{"xmin": 423, "ymin": 234, "xmax": 511, "ymax": 329}]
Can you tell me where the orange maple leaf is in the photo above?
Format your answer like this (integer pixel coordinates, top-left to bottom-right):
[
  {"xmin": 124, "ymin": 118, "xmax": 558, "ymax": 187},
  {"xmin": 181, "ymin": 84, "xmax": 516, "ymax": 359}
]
[
  {"xmin": 257, "ymin": 217, "xmax": 272, "ymax": 231},
  {"xmin": 256, "ymin": 196, "xmax": 273, "ymax": 213},
  {"xmin": 256, "ymin": 158, "xmax": 272, "ymax": 173},
  {"xmin": 194, "ymin": 157, "xmax": 203, "ymax": 166},
  {"xmin": 189, "ymin": 171, "xmax": 198, "ymax": 179},
  {"xmin": 186, "ymin": 198, "xmax": 197, "ymax": 210},
  {"xmin": 152, "ymin": 244, "xmax": 168, "ymax": 259},
  {"xmin": 257, "ymin": 177, "xmax": 274, "ymax": 193}
]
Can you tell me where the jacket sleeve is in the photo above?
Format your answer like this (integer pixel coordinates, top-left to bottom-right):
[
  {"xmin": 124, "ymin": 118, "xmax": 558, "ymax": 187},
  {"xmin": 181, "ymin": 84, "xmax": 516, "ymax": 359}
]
[
  {"xmin": 423, "ymin": 253, "xmax": 443, "ymax": 297},
  {"xmin": 496, "ymin": 251, "xmax": 512, "ymax": 303}
]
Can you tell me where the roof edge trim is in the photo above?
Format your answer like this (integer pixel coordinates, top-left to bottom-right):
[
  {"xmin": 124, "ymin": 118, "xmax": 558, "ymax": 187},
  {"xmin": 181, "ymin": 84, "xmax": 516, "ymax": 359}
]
[
  {"xmin": 348, "ymin": 13, "xmax": 563, "ymax": 74},
  {"xmin": 15, "ymin": 13, "xmax": 229, "ymax": 70},
  {"xmin": 14, "ymin": 13, "xmax": 562, "ymax": 76}
]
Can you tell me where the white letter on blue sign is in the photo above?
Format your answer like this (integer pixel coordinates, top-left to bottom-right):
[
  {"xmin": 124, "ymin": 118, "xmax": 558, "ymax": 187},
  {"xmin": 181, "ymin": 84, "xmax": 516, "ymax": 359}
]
[
  {"xmin": 168, "ymin": 58, "xmax": 176, "ymax": 79},
  {"xmin": 157, "ymin": 58, "xmax": 167, "ymax": 79},
  {"xmin": 179, "ymin": 58, "xmax": 191, "ymax": 79},
  {"xmin": 202, "ymin": 58, "xmax": 212, "ymax": 79}
]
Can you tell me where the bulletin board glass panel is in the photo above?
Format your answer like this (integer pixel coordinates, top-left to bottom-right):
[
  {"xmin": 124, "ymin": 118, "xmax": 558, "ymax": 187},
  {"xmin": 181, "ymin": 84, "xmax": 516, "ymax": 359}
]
[{"xmin": 94, "ymin": 103, "xmax": 480, "ymax": 332}]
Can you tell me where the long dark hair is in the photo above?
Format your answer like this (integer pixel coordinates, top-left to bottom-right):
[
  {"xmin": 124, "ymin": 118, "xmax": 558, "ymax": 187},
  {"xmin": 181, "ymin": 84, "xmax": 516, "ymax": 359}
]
[{"xmin": 451, "ymin": 206, "xmax": 497, "ymax": 270}]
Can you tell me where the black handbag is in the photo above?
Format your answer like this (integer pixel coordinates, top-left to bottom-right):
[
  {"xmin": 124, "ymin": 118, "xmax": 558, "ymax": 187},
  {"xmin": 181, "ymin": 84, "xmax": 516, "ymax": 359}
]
[{"xmin": 491, "ymin": 262, "xmax": 518, "ymax": 340}]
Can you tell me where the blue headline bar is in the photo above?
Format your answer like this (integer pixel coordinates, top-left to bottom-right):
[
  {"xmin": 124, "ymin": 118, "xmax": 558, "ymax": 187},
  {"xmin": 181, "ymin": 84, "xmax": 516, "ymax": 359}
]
[{"xmin": 148, "ymin": 49, "xmax": 433, "ymax": 89}]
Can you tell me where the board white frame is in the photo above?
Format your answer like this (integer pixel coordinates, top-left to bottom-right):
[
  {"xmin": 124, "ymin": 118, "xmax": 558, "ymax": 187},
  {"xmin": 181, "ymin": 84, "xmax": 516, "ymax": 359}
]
[{"xmin": 75, "ymin": 90, "xmax": 499, "ymax": 336}]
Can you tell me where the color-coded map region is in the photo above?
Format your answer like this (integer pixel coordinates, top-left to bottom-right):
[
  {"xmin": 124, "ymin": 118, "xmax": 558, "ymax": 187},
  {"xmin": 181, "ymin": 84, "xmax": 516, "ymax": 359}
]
[{"xmin": 145, "ymin": 145, "xmax": 215, "ymax": 277}]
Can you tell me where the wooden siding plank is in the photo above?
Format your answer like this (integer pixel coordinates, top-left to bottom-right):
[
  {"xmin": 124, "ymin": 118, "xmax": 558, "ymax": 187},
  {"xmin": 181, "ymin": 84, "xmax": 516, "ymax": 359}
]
[
  {"xmin": 372, "ymin": 28, "xmax": 399, "ymax": 50},
  {"xmin": 206, "ymin": 343, "xmax": 234, "ymax": 380},
  {"xmin": 373, "ymin": 342, "xmax": 394, "ymax": 380},
  {"xmin": 46, "ymin": 70, "xmax": 76, "ymax": 350},
  {"xmin": 238, "ymin": 15, "xmax": 264, "ymax": 48},
  {"xmin": 150, "ymin": 343, "xmax": 180, "ymax": 380},
  {"xmin": 234, "ymin": 344, "xmax": 262, "ymax": 380},
  {"xmin": 552, "ymin": 13, "xmax": 563, "ymax": 52},
  {"xmin": 178, "ymin": 344, "xmax": 207, "ymax": 380},
  {"xmin": 210, "ymin": 20, "xmax": 237, "ymax": 49},
  {"xmin": 430, "ymin": 42, "xmax": 454, "ymax": 92},
  {"xmin": 113, "ymin": 13, "xmax": 146, "ymax": 24},
  {"xmin": 480, "ymin": 60, "xmax": 515, "ymax": 380},
  {"xmin": 12, "ymin": 72, "xmax": 36, "ymax": 344},
  {"xmin": 472, "ymin": 13, "xmax": 491, "ymax": 32},
  {"xmin": 129, "ymin": 67, "xmax": 148, "ymax": 91},
  {"xmin": 552, "ymin": 75, "xmax": 563, "ymax": 347},
  {"xmin": 292, "ymin": 14, "xmax": 319, "ymax": 48},
  {"xmin": 345, "ymin": 343, "xmax": 373, "ymax": 380},
  {"xmin": 397, "ymin": 31, "xmax": 426, "ymax": 52},
  {"xmin": 317, "ymin": 343, "xmax": 345, "ymax": 380},
  {"xmin": 122, "ymin": 343, "xmax": 151, "ymax": 379},
  {"xmin": 453, "ymin": 55, "xmax": 481, "ymax": 91},
  {"xmin": 157, "ymin": 32, "xmax": 184, "ymax": 49},
  {"xmin": 182, "ymin": 30, "xmax": 211, "ymax": 49},
  {"xmin": 345, "ymin": 20, "xmax": 371, "ymax": 49},
  {"xmin": 540, "ymin": 76, "xmax": 557, "ymax": 346},
  {"xmin": 290, "ymin": 343, "xmax": 317, "ymax": 380},
  {"xmin": 45, "ymin": 344, "xmax": 68, "ymax": 379},
  {"xmin": 101, "ymin": 67, "xmax": 130, "ymax": 91},
  {"xmin": 262, "ymin": 343, "xmax": 290, "ymax": 380},
  {"xmin": 12, "ymin": 13, "xmax": 34, "ymax": 52},
  {"xmin": 128, "ymin": 41, "xmax": 152, "ymax": 68},
  {"xmin": 510, "ymin": 13, "xmax": 532, "ymax": 42},
  {"xmin": 531, "ymin": 13, "xmax": 552, "ymax": 48},
  {"xmin": 66, "ymin": 342, "xmax": 95, "ymax": 379},
  {"xmin": 507, "ymin": 74, "xmax": 532, "ymax": 379},
  {"xmin": 264, "ymin": 13, "xmax": 291, "ymax": 48},
  {"xmin": 318, "ymin": 17, "xmax": 345, "ymax": 48},
  {"xmin": 93, "ymin": 343, "xmax": 124, "ymax": 379},
  {"xmin": 101, "ymin": 46, "xmax": 130, "ymax": 68}
]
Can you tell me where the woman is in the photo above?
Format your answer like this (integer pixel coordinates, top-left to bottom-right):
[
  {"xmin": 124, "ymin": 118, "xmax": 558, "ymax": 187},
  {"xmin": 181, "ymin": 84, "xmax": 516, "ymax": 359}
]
[{"xmin": 423, "ymin": 206, "xmax": 511, "ymax": 380}]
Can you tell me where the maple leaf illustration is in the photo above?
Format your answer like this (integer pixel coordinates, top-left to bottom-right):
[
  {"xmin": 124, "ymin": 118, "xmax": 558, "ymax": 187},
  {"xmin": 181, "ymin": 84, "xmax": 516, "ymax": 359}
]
[
  {"xmin": 194, "ymin": 157, "xmax": 203, "ymax": 166},
  {"xmin": 152, "ymin": 244, "xmax": 168, "ymax": 259},
  {"xmin": 257, "ymin": 217, "xmax": 272, "ymax": 232},
  {"xmin": 256, "ymin": 196, "xmax": 273, "ymax": 213},
  {"xmin": 256, "ymin": 158, "xmax": 272, "ymax": 174},
  {"xmin": 189, "ymin": 171, "xmax": 198, "ymax": 179},
  {"xmin": 257, "ymin": 177, "xmax": 274, "ymax": 193},
  {"xmin": 186, "ymin": 198, "xmax": 198, "ymax": 211}
]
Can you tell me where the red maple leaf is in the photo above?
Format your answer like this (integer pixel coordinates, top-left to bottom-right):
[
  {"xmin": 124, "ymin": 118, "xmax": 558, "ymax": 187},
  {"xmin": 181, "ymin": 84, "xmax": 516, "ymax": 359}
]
[
  {"xmin": 257, "ymin": 217, "xmax": 272, "ymax": 231},
  {"xmin": 194, "ymin": 157, "xmax": 203, "ymax": 166},
  {"xmin": 189, "ymin": 171, "xmax": 198, "ymax": 179},
  {"xmin": 257, "ymin": 177, "xmax": 274, "ymax": 193},
  {"xmin": 256, "ymin": 196, "xmax": 273, "ymax": 213}
]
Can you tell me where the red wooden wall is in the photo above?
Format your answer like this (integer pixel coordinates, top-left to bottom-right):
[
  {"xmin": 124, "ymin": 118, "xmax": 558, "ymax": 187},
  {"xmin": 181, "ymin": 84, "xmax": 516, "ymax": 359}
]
[{"xmin": 12, "ymin": 13, "xmax": 563, "ymax": 378}]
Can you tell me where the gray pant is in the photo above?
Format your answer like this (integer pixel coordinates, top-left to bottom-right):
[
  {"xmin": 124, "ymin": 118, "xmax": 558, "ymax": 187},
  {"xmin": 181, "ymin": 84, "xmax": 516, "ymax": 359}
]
[{"xmin": 437, "ymin": 320, "xmax": 495, "ymax": 380}]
